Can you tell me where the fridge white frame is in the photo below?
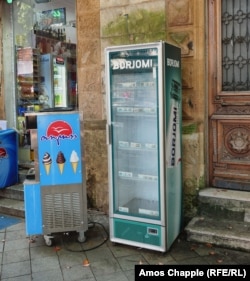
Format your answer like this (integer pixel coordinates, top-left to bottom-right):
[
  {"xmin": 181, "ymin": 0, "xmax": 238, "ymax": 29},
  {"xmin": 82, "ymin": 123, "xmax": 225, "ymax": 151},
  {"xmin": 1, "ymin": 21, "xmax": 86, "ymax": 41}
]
[{"xmin": 105, "ymin": 41, "xmax": 182, "ymax": 252}]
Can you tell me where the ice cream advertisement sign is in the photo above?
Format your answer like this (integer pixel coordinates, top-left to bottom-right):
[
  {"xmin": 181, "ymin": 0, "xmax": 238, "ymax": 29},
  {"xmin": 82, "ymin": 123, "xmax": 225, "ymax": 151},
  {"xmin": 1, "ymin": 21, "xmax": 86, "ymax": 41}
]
[
  {"xmin": 37, "ymin": 113, "xmax": 82, "ymax": 186},
  {"xmin": 40, "ymin": 120, "xmax": 77, "ymax": 145},
  {"xmin": 42, "ymin": 150, "xmax": 79, "ymax": 176}
]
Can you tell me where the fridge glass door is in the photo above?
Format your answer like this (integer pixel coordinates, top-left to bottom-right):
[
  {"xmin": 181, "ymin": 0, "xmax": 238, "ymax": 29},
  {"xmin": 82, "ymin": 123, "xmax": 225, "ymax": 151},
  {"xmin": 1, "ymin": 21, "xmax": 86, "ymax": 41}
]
[
  {"xmin": 53, "ymin": 57, "xmax": 67, "ymax": 107},
  {"xmin": 109, "ymin": 47, "xmax": 160, "ymax": 220}
]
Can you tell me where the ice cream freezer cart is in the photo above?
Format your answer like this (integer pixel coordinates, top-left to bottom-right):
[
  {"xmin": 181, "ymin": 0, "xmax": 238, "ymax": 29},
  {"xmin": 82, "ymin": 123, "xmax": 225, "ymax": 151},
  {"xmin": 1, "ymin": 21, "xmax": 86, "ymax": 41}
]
[{"xmin": 24, "ymin": 110, "xmax": 88, "ymax": 245}]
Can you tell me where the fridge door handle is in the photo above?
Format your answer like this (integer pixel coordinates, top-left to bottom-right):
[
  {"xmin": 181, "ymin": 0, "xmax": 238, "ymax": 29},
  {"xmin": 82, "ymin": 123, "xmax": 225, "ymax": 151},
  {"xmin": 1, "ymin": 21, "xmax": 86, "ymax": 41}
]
[{"xmin": 106, "ymin": 124, "xmax": 112, "ymax": 145}]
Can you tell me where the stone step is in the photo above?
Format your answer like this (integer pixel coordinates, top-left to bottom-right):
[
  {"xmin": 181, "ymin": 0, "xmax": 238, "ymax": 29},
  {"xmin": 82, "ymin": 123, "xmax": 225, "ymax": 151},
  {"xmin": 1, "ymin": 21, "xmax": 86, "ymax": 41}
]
[
  {"xmin": 185, "ymin": 216, "xmax": 250, "ymax": 252},
  {"xmin": 0, "ymin": 198, "xmax": 25, "ymax": 218},
  {"xmin": 0, "ymin": 184, "xmax": 24, "ymax": 201},
  {"xmin": 198, "ymin": 188, "xmax": 250, "ymax": 222},
  {"xmin": 185, "ymin": 188, "xmax": 250, "ymax": 252},
  {"xmin": 0, "ymin": 183, "xmax": 24, "ymax": 218}
]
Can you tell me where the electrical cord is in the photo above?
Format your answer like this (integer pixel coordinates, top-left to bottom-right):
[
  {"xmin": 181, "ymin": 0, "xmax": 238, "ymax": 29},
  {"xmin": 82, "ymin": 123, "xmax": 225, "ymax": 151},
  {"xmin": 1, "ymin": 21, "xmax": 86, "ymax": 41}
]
[{"xmin": 59, "ymin": 221, "xmax": 109, "ymax": 252}]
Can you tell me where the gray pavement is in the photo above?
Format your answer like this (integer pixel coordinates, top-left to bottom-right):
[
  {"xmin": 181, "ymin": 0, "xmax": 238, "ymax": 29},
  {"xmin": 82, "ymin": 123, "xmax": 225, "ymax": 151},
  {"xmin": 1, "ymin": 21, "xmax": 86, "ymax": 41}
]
[{"xmin": 1, "ymin": 210, "xmax": 250, "ymax": 281}]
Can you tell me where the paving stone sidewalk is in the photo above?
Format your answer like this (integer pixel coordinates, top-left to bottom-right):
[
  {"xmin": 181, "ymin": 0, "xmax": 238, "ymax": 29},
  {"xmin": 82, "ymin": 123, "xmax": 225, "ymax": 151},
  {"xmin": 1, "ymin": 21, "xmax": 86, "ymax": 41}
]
[{"xmin": 0, "ymin": 210, "xmax": 250, "ymax": 281}]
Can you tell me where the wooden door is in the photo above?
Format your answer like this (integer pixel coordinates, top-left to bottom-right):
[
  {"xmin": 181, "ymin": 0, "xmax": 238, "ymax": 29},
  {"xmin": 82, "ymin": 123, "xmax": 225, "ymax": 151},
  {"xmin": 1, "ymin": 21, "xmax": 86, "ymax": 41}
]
[{"xmin": 208, "ymin": 0, "xmax": 250, "ymax": 191}]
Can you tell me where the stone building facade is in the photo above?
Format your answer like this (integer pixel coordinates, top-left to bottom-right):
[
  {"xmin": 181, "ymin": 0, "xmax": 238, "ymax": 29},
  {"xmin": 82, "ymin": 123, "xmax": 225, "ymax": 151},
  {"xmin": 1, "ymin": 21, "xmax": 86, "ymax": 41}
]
[
  {"xmin": 78, "ymin": 0, "xmax": 206, "ymax": 223},
  {"xmin": 0, "ymin": 0, "xmax": 206, "ymax": 224}
]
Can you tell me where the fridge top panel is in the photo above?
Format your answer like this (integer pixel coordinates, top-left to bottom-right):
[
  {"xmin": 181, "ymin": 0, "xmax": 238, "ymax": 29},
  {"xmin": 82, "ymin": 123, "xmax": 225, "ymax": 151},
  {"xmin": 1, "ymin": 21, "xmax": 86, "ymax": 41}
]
[
  {"xmin": 105, "ymin": 41, "xmax": 180, "ymax": 53},
  {"xmin": 25, "ymin": 110, "xmax": 79, "ymax": 117},
  {"xmin": 39, "ymin": 107, "xmax": 74, "ymax": 112}
]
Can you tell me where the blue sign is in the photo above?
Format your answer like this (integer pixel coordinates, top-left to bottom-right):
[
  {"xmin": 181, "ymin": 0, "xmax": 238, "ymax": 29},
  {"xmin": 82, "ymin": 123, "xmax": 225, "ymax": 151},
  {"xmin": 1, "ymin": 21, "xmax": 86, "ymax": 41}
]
[{"xmin": 37, "ymin": 112, "xmax": 82, "ymax": 186}]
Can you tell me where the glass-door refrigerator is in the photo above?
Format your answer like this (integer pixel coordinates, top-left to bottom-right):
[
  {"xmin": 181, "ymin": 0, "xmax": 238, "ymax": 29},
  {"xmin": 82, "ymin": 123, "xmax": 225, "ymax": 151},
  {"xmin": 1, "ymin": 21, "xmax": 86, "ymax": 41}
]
[
  {"xmin": 105, "ymin": 41, "xmax": 182, "ymax": 252},
  {"xmin": 40, "ymin": 55, "xmax": 77, "ymax": 109}
]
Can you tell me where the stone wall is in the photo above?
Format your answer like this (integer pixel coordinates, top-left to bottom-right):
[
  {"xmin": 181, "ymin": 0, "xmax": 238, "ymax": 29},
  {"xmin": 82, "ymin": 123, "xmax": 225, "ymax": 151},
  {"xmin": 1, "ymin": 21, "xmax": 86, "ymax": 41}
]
[
  {"xmin": 83, "ymin": 120, "xmax": 108, "ymax": 212},
  {"xmin": 76, "ymin": 0, "xmax": 109, "ymax": 213},
  {"xmin": 166, "ymin": 0, "xmax": 206, "ymax": 221}
]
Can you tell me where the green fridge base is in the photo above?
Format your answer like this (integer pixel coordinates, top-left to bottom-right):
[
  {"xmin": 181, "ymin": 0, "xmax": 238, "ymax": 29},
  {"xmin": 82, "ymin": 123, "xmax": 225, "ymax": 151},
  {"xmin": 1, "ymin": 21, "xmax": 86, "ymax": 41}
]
[{"xmin": 112, "ymin": 218, "xmax": 165, "ymax": 251}]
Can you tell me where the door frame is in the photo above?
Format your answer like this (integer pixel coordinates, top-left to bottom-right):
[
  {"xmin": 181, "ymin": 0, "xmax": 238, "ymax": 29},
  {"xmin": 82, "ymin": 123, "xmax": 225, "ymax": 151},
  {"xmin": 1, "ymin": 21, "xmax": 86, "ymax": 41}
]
[{"xmin": 207, "ymin": 0, "xmax": 219, "ymax": 187}]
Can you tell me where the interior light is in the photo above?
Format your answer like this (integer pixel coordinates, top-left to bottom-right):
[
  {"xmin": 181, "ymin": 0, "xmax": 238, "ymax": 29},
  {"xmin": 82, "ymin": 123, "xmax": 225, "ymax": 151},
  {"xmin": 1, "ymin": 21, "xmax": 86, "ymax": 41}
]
[{"xmin": 6, "ymin": 0, "xmax": 13, "ymax": 4}]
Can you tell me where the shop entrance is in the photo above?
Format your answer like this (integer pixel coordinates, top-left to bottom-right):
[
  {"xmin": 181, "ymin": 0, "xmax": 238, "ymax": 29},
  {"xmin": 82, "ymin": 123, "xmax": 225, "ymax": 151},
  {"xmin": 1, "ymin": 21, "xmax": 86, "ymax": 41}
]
[
  {"xmin": 14, "ymin": 0, "xmax": 77, "ymax": 111},
  {"xmin": 9, "ymin": 0, "xmax": 77, "ymax": 166}
]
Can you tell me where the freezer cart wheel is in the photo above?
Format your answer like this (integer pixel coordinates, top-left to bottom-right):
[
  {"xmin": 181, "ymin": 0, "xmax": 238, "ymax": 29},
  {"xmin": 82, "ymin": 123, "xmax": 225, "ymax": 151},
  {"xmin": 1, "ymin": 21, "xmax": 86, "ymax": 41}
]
[
  {"xmin": 44, "ymin": 235, "xmax": 54, "ymax": 247},
  {"xmin": 77, "ymin": 231, "xmax": 86, "ymax": 243}
]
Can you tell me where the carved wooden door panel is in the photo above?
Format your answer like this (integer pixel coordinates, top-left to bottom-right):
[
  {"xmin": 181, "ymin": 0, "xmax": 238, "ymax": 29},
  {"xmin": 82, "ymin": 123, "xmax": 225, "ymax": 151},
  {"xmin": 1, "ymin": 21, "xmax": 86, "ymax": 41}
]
[{"xmin": 208, "ymin": 0, "xmax": 250, "ymax": 191}]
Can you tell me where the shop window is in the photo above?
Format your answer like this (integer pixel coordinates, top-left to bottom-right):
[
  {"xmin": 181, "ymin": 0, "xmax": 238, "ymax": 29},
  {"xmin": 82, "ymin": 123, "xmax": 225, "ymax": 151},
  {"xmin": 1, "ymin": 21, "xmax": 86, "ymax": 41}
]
[
  {"xmin": 13, "ymin": 0, "xmax": 77, "ymax": 114},
  {"xmin": 222, "ymin": 0, "xmax": 250, "ymax": 91},
  {"xmin": 12, "ymin": 0, "xmax": 76, "ymax": 163}
]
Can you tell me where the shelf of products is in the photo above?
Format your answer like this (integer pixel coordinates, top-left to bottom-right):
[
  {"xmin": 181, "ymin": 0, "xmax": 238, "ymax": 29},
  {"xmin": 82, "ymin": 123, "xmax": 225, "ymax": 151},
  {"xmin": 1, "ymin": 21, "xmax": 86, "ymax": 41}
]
[
  {"xmin": 16, "ymin": 47, "xmax": 41, "ymax": 112},
  {"xmin": 110, "ymin": 70, "xmax": 159, "ymax": 218},
  {"xmin": 16, "ymin": 45, "xmax": 77, "ymax": 115},
  {"xmin": 35, "ymin": 34, "xmax": 76, "ymax": 56}
]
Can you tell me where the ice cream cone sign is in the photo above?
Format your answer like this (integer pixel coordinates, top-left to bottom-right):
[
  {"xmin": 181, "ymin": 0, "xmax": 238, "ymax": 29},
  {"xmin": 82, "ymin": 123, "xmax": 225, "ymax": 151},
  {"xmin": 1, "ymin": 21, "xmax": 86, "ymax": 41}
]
[
  {"xmin": 42, "ymin": 152, "xmax": 52, "ymax": 175},
  {"xmin": 70, "ymin": 150, "xmax": 79, "ymax": 174},
  {"xmin": 44, "ymin": 163, "xmax": 51, "ymax": 175},
  {"xmin": 58, "ymin": 163, "xmax": 65, "ymax": 174},
  {"xmin": 56, "ymin": 151, "xmax": 66, "ymax": 174}
]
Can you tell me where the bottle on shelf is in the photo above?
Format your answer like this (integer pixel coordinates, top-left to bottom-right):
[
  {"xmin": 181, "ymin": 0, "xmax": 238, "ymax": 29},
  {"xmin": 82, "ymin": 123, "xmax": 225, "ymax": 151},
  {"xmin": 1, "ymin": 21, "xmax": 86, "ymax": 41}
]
[{"xmin": 62, "ymin": 28, "xmax": 66, "ymax": 42}]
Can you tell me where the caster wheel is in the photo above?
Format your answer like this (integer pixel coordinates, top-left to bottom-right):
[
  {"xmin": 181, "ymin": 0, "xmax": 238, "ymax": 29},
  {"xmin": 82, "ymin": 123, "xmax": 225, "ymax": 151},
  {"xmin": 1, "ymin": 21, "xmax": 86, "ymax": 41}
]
[
  {"xmin": 77, "ymin": 232, "xmax": 86, "ymax": 243},
  {"xmin": 44, "ymin": 235, "xmax": 54, "ymax": 247}
]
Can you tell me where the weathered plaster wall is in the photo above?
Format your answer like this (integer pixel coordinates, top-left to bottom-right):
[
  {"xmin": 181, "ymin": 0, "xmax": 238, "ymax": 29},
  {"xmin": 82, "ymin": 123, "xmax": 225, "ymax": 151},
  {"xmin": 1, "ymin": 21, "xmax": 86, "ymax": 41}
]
[{"xmin": 101, "ymin": 1, "xmax": 166, "ymax": 47}]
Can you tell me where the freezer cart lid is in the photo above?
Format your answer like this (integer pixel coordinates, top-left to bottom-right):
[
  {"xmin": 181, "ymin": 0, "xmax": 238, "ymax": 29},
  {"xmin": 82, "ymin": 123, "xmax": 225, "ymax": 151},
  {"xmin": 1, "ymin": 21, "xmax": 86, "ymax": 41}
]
[{"xmin": 39, "ymin": 107, "xmax": 74, "ymax": 112}]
